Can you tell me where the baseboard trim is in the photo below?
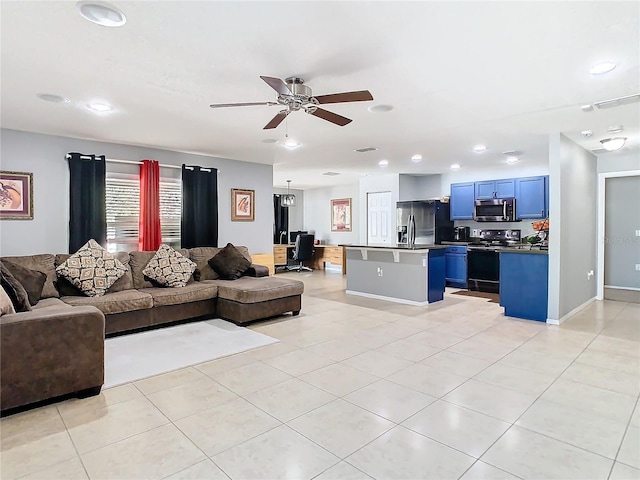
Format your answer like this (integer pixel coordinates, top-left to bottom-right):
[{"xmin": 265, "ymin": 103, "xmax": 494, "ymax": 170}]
[
  {"xmin": 546, "ymin": 296, "xmax": 596, "ymax": 325},
  {"xmin": 345, "ymin": 290, "xmax": 428, "ymax": 306},
  {"xmin": 605, "ymin": 285, "xmax": 640, "ymax": 292}
]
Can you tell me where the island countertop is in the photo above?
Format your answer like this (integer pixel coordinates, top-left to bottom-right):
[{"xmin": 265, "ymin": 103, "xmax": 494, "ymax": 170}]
[{"xmin": 343, "ymin": 244, "xmax": 447, "ymax": 251}]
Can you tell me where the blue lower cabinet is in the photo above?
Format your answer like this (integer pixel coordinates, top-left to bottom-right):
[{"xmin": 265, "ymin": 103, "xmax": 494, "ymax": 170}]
[
  {"xmin": 499, "ymin": 252, "xmax": 548, "ymax": 321},
  {"xmin": 428, "ymin": 249, "xmax": 446, "ymax": 303},
  {"xmin": 445, "ymin": 246, "xmax": 467, "ymax": 288}
]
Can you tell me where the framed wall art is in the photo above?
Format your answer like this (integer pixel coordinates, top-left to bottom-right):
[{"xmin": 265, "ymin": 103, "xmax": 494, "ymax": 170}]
[
  {"xmin": 231, "ymin": 188, "xmax": 255, "ymax": 221},
  {"xmin": 0, "ymin": 171, "xmax": 33, "ymax": 220},
  {"xmin": 331, "ymin": 198, "xmax": 351, "ymax": 231}
]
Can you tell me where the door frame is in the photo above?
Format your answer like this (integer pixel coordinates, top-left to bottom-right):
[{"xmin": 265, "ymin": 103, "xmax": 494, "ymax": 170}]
[{"xmin": 596, "ymin": 169, "xmax": 640, "ymax": 300}]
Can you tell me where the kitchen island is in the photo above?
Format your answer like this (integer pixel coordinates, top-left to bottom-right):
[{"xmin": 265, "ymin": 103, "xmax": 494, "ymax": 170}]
[
  {"xmin": 344, "ymin": 245, "xmax": 446, "ymax": 305},
  {"xmin": 499, "ymin": 248, "xmax": 549, "ymax": 322}
]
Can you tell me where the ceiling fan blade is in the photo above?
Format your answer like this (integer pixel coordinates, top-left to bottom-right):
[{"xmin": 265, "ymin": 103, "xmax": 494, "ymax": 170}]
[
  {"xmin": 308, "ymin": 107, "xmax": 352, "ymax": 126},
  {"xmin": 314, "ymin": 90, "xmax": 373, "ymax": 104},
  {"xmin": 263, "ymin": 111, "xmax": 289, "ymax": 130},
  {"xmin": 210, "ymin": 101, "xmax": 277, "ymax": 108},
  {"xmin": 260, "ymin": 76, "xmax": 291, "ymax": 96}
]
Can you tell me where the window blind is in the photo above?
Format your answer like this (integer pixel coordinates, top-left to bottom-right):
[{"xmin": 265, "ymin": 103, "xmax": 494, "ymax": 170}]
[{"xmin": 105, "ymin": 173, "xmax": 181, "ymax": 251}]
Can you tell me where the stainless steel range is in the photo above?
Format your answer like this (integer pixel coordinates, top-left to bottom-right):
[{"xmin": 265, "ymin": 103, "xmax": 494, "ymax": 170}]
[{"xmin": 467, "ymin": 229, "xmax": 521, "ymax": 293}]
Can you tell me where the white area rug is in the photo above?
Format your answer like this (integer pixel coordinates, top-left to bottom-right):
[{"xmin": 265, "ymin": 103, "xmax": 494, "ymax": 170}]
[{"xmin": 104, "ymin": 319, "xmax": 279, "ymax": 388}]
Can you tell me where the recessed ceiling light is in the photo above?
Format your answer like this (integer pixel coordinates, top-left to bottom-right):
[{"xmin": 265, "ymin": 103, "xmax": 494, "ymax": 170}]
[
  {"xmin": 284, "ymin": 138, "xmax": 298, "ymax": 147},
  {"xmin": 77, "ymin": 1, "xmax": 127, "ymax": 27},
  {"xmin": 368, "ymin": 105, "xmax": 394, "ymax": 113},
  {"xmin": 411, "ymin": 154, "xmax": 422, "ymax": 163},
  {"xmin": 581, "ymin": 104, "xmax": 594, "ymax": 112},
  {"xmin": 450, "ymin": 163, "xmax": 460, "ymax": 170},
  {"xmin": 37, "ymin": 93, "xmax": 70, "ymax": 104},
  {"xmin": 378, "ymin": 160, "xmax": 389, "ymax": 167},
  {"xmin": 589, "ymin": 62, "xmax": 616, "ymax": 75},
  {"xmin": 600, "ymin": 137, "xmax": 627, "ymax": 152},
  {"xmin": 473, "ymin": 144, "xmax": 487, "ymax": 153},
  {"xmin": 506, "ymin": 156, "xmax": 519, "ymax": 164},
  {"xmin": 581, "ymin": 130, "xmax": 593, "ymax": 137},
  {"xmin": 87, "ymin": 102, "xmax": 112, "ymax": 112}
]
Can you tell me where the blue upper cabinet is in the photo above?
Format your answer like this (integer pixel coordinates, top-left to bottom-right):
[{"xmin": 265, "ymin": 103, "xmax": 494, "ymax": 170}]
[
  {"xmin": 475, "ymin": 179, "xmax": 515, "ymax": 199},
  {"xmin": 450, "ymin": 182, "xmax": 475, "ymax": 220},
  {"xmin": 516, "ymin": 176, "xmax": 547, "ymax": 219}
]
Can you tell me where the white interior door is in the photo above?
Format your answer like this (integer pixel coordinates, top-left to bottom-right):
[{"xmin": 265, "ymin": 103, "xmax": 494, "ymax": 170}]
[{"xmin": 367, "ymin": 191, "xmax": 394, "ymax": 245}]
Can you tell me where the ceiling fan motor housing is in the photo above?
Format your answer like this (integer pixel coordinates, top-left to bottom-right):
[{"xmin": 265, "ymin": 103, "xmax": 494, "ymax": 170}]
[{"xmin": 279, "ymin": 79, "xmax": 314, "ymax": 111}]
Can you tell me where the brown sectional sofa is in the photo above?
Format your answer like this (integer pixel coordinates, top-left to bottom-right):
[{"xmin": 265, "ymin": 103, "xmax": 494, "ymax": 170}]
[{"xmin": 0, "ymin": 246, "xmax": 304, "ymax": 412}]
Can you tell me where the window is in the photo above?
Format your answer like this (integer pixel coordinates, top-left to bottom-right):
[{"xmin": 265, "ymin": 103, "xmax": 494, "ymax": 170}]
[{"xmin": 105, "ymin": 173, "xmax": 181, "ymax": 252}]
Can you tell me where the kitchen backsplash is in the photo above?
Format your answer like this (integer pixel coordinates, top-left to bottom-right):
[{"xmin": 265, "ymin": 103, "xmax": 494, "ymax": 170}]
[{"xmin": 454, "ymin": 220, "xmax": 540, "ymax": 239}]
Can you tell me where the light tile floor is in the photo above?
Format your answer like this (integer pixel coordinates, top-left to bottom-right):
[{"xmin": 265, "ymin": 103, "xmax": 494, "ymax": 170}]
[{"xmin": 2, "ymin": 270, "xmax": 639, "ymax": 480}]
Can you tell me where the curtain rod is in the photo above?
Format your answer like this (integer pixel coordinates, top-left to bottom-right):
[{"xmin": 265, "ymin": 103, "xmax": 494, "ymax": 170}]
[{"xmin": 65, "ymin": 154, "xmax": 216, "ymax": 172}]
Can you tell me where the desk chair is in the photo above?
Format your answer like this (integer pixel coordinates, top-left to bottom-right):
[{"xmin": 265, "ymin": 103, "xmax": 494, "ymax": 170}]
[{"xmin": 288, "ymin": 234, "xmax": 314, "ymax": 272}]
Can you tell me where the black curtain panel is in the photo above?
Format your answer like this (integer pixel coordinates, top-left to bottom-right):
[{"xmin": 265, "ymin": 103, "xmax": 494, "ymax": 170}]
[
  {"xmin": 273, "ymin": 195, "xmax": 289, "ymax": 244},
  {"xmin": 181, "ymin": 165, "xmax": 218, "ymax": 248},
  {"xmin": 67, "ymin": 152, "xmax": 106, "ymax": 252}
]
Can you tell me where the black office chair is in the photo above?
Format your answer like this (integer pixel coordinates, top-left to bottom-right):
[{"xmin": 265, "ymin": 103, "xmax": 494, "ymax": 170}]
[{"xmin": 288, "ymin": 234, "xmax": 314, "ymax": 272}]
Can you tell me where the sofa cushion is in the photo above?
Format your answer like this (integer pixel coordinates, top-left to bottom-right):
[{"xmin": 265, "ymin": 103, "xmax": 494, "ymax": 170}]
[
  {"xmin": 189, "ymin": 246, "xmax": 252, "ymax": 281},
  {"xmin": 0, "ymin": 254, "xmax": 58, "ymax": 299},
  {"xmin": 56, "ymin": 240, "xmax": 127, "ymax": 297},
  {"xmin": 2, "ymin": 260, "xmax": 47, "ymax": 306},
  {"xmin": 55, "ymin": 252, "xmax": 133, "ymax": 296},
  {"xmin": 0, "ymin": 284, "xmax": 16, "ymax": 316},
  {"xmin": 130, "ymin": 248, "xmax": 191, "ymax": 289},
  {"xmin": 32, "ymin": 297, "xmax": 72, "ymax": 310},
  {"xmin": 61, "ymin": 289, "xmax": 153, "ymax": 315},
  {"xmin": 205, "ymin": 276, "xmax": 304, "ymax": 304},
  {"xmin": 0, "ymin": 262, "xmax": 31, "ymax": 312},
  {"xmin": 142, "ymin": 245, "xmax": 197, "ymax": 288},
  {"xmin": 208, "ymin": 243, "xmax": 251, "ymax": 280},
  {"xmin": 139, "ymin": 283, "xmax": 218, "ymax": 307}
]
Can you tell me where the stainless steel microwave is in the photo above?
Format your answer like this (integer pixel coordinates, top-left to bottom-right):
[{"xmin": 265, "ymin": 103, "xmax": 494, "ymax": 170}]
[{"xmin": 474, "ymin": 198, "xmax": 517, "ymax": 222}]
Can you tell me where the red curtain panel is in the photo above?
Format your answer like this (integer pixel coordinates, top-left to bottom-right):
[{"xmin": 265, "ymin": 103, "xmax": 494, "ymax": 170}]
[{"xmin": 139, "ymin": 160, "xmax": 162, "ymax": 251}]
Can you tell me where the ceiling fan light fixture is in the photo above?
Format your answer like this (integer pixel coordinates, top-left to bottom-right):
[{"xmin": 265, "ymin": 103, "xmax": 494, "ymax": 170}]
[
  {"xmin": 280, "ymin": 180, "xmax": 296, "ymax": 207},
  {"xmin": 600, "ymin": 137, "xmax": 627, "ymax": 151},
  {"xmin": 76, "ymin": 1, "xmax": 127, "ymax": 27}
]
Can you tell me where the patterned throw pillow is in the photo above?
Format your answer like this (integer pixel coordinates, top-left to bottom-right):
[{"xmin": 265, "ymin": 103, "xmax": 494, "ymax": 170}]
[
  {"xmin": 142, "ymin": 244, "xmax": 196, "ymax": 288},
  {"xmin": 56, "ymin": 239, "xmax": 127, "ymax": 297}
]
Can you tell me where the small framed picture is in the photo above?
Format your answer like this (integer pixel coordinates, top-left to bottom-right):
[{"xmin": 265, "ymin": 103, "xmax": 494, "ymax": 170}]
[
  {"xmin": 331, "ymin": 198, "xmax": 352, "ymax": 231},
  {"xmin": 0, "ymin": 171, "xmax": 33, "ymax": 220},
  {"xmin": 231, "ymin": 188, "xmax": 255, "ymax": 221}
]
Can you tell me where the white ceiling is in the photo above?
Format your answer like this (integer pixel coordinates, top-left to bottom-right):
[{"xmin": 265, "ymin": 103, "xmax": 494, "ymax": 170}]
[{"xmin": 1, "ymin": 1, "xmax": 638, "ymax": 189}]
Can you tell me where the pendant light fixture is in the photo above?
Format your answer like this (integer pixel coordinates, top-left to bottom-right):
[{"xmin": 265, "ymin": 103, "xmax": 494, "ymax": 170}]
[{"xmin": 281, "ymin": 180, "xmax": 296, "ymax": 207}]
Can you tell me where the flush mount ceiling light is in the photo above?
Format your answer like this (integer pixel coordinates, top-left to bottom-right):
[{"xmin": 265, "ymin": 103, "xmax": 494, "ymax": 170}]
[
  {"xmin": 506, "ymin": 156, "xmax": 519, "ymax": 164},
  {"xmin": 600, "ymin": 137, "xmax": 627, "ymax": 151},
  {"xmin": 378, "ymin": 160, "xmax": 389, "ymax": 167},
  {"xmin": 77, "ymin": 1, "xmax": 127, "ymax": 27},
  {"xmin": 450, "ymin": 163, "xmax": 461, "ymax": 170},
  {"xmin": 473, "ymin": 144, "xmax": 487, "ymax": 153},
  {"xmin": 589, "ymin": 62, "xmax": 616, "ymax": 75},
  {"xmin": 87, "ymin": 102, "xmax": 112, "ymax": 112},
  {"xmin": 37, "ymin": 93, "xmax": 70, "ymax": 104},
  {"xmin": 411, "ymin": 154, "xmax": 422, "ymax": 163},
  {"xmin": 368, "ymin": 105, "xmax": 393, "ymax": 113},
  {"xmin": 280, "ymin": 180, "xmax": 296, "ymax": 207}
]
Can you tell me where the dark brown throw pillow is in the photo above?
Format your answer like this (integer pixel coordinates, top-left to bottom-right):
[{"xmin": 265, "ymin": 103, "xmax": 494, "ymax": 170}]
[
  {"xmin": 55, "ymin": 277, "xmax": 86, "ymax": 297},
  {"xmin": 0, "ymin": 262, "xmax": 31, "ymax": 312},
  {"xmin": 2, "ymin": 260, "xmax": 47, "ymax": 306},
  {"xmin": 208, "ymin": 243, "xmax": 251, "ymax": 280}
]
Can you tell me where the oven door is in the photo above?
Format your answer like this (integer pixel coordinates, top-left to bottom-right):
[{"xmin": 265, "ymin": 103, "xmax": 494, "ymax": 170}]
[{"xmin": 467, "ymin": 248, "xmax": 500, "ymax": 293}]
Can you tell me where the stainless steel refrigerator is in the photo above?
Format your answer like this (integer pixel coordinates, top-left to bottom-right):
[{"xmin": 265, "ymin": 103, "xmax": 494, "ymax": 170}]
[{"xmin": 396, "ymin": 200, "xmax": 454, "ymax": 247}]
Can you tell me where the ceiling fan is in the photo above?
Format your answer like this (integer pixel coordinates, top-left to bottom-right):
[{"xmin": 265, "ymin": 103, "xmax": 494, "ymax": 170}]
[{"xmin": 209, "ymin": 76, "xmax": 374, "ymax": 130}]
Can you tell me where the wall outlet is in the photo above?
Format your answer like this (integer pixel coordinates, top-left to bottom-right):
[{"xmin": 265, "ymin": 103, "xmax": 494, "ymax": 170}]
[
  {"xmin": 472, "ymin": 229, "xmax": 480, "ymax": 237},
  {"xmin": 636, "ymin": 264, "xmax": 640, "ymax": 271},
  {"xmin": 377, "ymin": 267, "xmax": 383, "ymax": 277}
]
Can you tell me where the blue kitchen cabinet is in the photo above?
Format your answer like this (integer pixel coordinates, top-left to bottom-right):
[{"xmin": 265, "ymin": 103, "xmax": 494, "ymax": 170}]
[
  {"xmin": 475, "ymin": 179, "xmax": 515, "ymax": 199},
  {"xmin": 499, "ymin": 251, "xmax": 548, "ymax": 321},
  {"xmin": 450, "ymin": 182, "xmax": 475, "ymax": 220},
  {"xmin": 516, "ymin": 176, "xmax": 547, "ymax": 219},
  {"xmin": 445, "ymin": 246, "xmax": 467, "ymax": 288}
]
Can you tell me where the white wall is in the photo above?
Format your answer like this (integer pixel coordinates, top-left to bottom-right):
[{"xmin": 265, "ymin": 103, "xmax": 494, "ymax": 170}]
[
  {"xmin": 548, "ymin": 133, "xmax": 598, "ymax": 321},
  {"xmin": 303, "ymin": 183, "xmax": 360, "ymax": 245},
  {"xmin": 597, "ymin": 152, "xmax": 640, "ymax": 173},
  {"xmin": 399, "ymin": 174, "xmax": 442, "ymax": 201},
  {"xmin": 0, "ymin": 128, "xmax": 274, "ymax": 256},
  {"xmin": 273, "ymin": 187, "xmax": 304, "ymax": 232}
]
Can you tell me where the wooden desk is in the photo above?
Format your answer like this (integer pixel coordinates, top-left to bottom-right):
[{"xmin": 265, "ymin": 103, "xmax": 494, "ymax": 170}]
[{"xmin": 273, "ymin": 244, "xmax": 346, "ymax": 275}]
